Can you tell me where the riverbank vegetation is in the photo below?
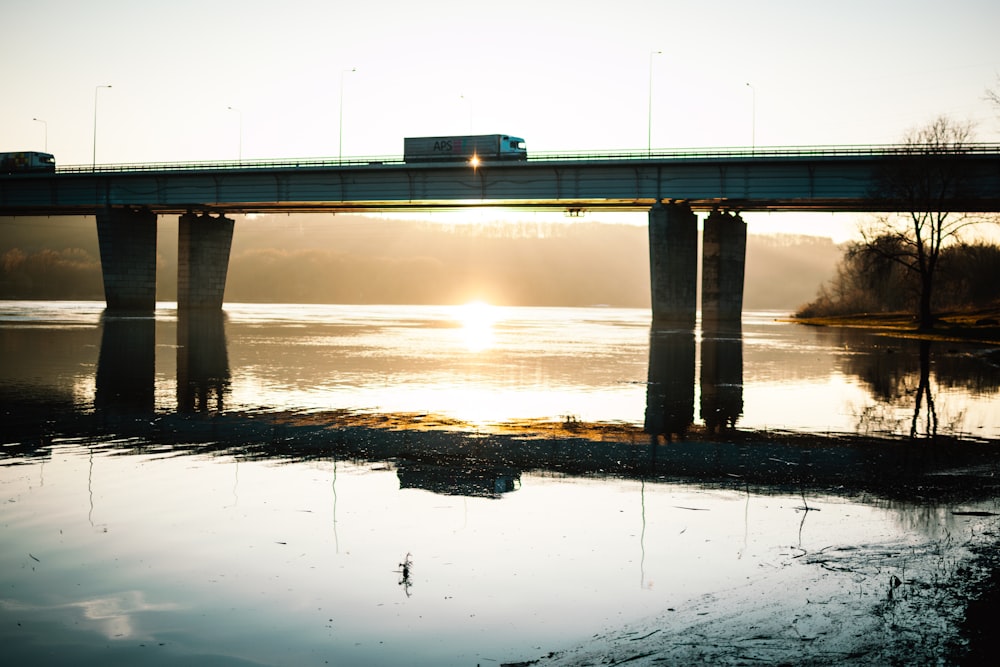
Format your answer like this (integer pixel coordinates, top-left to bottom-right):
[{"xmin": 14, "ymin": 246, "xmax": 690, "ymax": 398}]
[
  {"xmin": 796, "ymin": 240, "xmax": 1000, "ymax": 319},
  {"xmin": 794, "ymin": 238, "xmax": 1000, "ymax": 342},
  {"xmin": 795, "ymin": 115, "xmax": 1000, "ymax": 341}
]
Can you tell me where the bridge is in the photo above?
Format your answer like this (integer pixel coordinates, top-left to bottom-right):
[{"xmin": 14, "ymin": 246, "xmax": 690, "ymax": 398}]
[{"xmin": 2, "ymin": 144, "xmax": 999, "ymax": 319}]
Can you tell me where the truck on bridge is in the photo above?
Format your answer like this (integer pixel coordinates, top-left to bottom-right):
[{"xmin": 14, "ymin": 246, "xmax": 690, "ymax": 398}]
[
  {"xmin": 0, "ymin": 151, "xmax": 55, "ymax": 174},
  {"xmin": 403, "ymin": 134, "xmax": 526, "ymax": 163}
]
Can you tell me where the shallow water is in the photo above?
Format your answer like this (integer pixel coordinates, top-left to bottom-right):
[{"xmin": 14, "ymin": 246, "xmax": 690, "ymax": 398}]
[{"xmin": 2, "ymin": 301, "xmax": 999, "ymax": 665}]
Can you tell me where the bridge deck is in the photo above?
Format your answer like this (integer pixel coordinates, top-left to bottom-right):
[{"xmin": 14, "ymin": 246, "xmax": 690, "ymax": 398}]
[{"xmin": 2, "ymin": 145, "xmax": 999, "ymax": 216}]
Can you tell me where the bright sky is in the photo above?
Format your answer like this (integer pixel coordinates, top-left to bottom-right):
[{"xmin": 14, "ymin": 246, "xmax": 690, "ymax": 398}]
[{"xmin": 2, "ymin": 0, "xmax": 998, "ymax": 241}]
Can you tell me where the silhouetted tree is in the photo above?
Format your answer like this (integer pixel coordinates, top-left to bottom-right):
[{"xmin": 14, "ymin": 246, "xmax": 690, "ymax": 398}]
[
  {"xmin": 986, "ymin": 74, "xmax": 1000, "ymax": 114},
  {"xmin": 796, "ymin": 238, "xmax": 910, "ymax": 317},
  {"xmin": 798, "ymin": 239, "xmax": 1000, "ymax": 318},
  {"xmin": 939, "ymin": 242, "xmax": 1000, "ymax": 307},
  {"xmin": 862, "ymin": 116, "xmax": 986, "ymax": 329}
]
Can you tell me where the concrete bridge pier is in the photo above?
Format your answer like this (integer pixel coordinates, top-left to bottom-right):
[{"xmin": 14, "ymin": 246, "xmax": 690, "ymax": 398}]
[
  {"xmin": 701, "ymin": 209, "xmax": 747, "ymax": 325},
  {"xmin": 96, "ymin": 207, "xmax": 158, "ymax": 312},
  {"xmin": 178, "ymin": 212, "xmax": 235, "ymax": 310},
  {"xmin": 648, "ymin": 203, "xmax": 698, "ymax": 325}
]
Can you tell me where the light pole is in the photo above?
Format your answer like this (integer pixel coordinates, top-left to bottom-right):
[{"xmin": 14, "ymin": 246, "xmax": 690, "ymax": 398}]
[
  {"xmin": 227, "ymin": 106, "xmax": 243, "ymax": 161},
  {"xmin": 92, "ymin": 84, "xmax": 111, "ymax": 170},
  {"xmin": 746, "ymin": 82, "xmax": 756, "ymax": 151},
  {"xmin": 647, "ymin": 51, "xmax": 662, "ymax": 154},
  {"xmin": 459, "ymin": 94, "xmax": 473, "ymax": 133},
  {"xmin": 339, "ymin": 67, "xmax": 356, "ymax": 161},
  {"xmin": 32, "ymin": 117, "xmax": 47, "ymax": 151}
]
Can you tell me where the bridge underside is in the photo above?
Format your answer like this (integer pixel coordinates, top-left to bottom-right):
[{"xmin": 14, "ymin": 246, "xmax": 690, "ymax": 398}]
[
  {"xmin": 4, "ymin": 196, "xmax": 966, "ymax": 217},
  {"xmin": 2, "ymin": 197, "xmax": 943, "ymax": 217},
  {"xmin": 81, "ymin": 197, "xmax": 926, "ymax": 216}
]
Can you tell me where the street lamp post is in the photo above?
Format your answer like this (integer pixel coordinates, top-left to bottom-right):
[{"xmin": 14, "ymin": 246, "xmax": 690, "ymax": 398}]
[
  {"xmin": 459, "ymin": 94, "xmax": 473, "ymax": 133},
  {"xmin": 92, "ymin": 84, "xmax": 111, "ymax": 170},
  {"xmin": 227, "ymin": 106, "xmax": 243, "ymax": 161},
  {"xmin": 746, "ymin": 82, "xmax": 756, "ymax": 151},
  {"xmin": 339, "ymin": 67, "xmax": 356, "ymax": 161},
  {"xmin": 32, "ymin": 118, "xmax": 47, "ymax": 151},
  {"xmin": 647, "ymin": 51, "xmax": 662, "ymax": 155}
]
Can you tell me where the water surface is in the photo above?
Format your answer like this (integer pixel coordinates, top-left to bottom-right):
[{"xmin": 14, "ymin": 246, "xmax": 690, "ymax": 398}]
[{"xmin": 2, "ymin": 301, "xmax": 999, "ymax": 665}]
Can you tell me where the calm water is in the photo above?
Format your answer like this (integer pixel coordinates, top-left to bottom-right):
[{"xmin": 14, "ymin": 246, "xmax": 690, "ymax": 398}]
[{"xmin": 2, "ymin": 300, "xmax": 1000, "ymax": 665}]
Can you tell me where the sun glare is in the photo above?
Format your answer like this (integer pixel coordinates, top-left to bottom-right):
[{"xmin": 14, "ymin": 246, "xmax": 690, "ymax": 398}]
[{"xmin": 457, "ymin": 300, "xmax": 498, "ymax": 352}]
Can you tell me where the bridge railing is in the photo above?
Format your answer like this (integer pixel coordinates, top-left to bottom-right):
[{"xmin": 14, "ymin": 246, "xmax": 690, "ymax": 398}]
[
  {"xmin": 53, "ymin": 143, "xmax": 1000, "ymax": 174},
  {"xmin": 527, "ymin": 143, "xmax": 1000, "ymax": 162},
  {"xmin": 54, "ymin": 154, "xmax": 405, "ymax": 174}
]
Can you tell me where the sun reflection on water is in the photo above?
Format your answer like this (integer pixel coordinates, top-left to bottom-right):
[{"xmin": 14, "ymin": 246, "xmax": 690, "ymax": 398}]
[{"xmin": 455, "ymin": 300, "xmax": 499, "ymax": 352}]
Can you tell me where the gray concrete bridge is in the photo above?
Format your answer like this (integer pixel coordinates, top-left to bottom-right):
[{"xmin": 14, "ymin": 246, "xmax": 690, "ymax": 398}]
[{"xmin": 2, "ymin": 145, "xmax": 998, "ymax": 320}]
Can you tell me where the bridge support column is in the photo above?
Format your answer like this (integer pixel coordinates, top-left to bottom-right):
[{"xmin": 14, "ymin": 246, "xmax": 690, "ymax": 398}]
[
  {"xmin": 178, "ymin": 212, "xmax": 235, "ymax": 310},
  {"xmin": 701, "ymin": 210, "xmax": 746, "ymax": 325},
  {"xmin": 96, "ymin": 207, "xmax": 157, "ymax": 312},
  {"xmin": 648, "ymin": 203, "xmax": 698, "ymax": 325}
]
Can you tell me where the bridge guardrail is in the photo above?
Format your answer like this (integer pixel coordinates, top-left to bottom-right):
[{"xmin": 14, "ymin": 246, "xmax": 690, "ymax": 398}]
[
  {"xmin": 528, "ymin": 143, "xmax": 1000, "ymax": 162},
  {"xmin": 52, "ymin": 143, "xmax": 1000, "ymax": 175}
]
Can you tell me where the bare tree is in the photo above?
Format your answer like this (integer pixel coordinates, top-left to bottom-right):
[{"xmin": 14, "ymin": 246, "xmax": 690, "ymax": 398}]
[
  {"xmin": 861, "ymin": 116, "xmax": 980, "ymax": 329},
  {"xmin": 986, "ymin": 74, "xmax": 1000, "ymax": 113}
]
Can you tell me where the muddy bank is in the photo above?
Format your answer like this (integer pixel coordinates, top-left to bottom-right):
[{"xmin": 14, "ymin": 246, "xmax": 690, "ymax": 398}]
[
  {"xmin": 513, "ymin": 511, "xmax": 1000, "ymax": 666},
  {"xmin": 790, "ymin": 306, "xmax": 1000, "ymax": 346}
]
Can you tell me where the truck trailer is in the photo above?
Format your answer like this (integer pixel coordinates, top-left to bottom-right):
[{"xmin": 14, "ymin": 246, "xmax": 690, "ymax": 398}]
[
  {"xmin": 403, "ymin": 134, "xmax": 526, "ymax": 163},
  {"xmin": 0, "ymin": 151, "xmax": 55, "ymax": 174}
]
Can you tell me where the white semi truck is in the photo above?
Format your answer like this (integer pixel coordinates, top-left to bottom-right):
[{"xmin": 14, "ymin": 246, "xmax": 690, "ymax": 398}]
[{"xmin": 403, "ymin": 134, "xmax": 526, "ymax": 163}]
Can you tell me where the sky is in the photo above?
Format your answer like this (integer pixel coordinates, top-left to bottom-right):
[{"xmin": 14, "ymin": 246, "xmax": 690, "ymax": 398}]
[{"xmin": 2, "ymin": 0, "xmax": 999, "ymax": 241}]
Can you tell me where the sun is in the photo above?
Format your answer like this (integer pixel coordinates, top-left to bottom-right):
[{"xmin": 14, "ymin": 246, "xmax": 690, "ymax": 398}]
[{"xmin": 456, "ymin": 300, "xmax": 499, "ymax": 352}]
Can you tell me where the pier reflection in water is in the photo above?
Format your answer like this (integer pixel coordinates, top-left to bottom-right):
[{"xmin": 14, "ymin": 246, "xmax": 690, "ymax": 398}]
[
  {"xmin": 94, "ymin": 314, "xmax": 155, "ymax": 415},
  {"xmin": 2, "ymin": 302, "xmax": 1000, "ymax": 667},
  {"xmin": 643, "ymin": 327, "xmax": 695, "ymax": 441},
  {"xmin": 699, "ymin": 323, "xmax": 744, "ymax": 434},
  {"xmin": 176, "ymin": 311, "xmax": 230, "ymax": 413}
]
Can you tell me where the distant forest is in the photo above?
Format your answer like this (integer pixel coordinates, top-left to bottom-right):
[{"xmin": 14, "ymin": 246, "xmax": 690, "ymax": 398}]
[
  {"xmin": 0, "ymin": 214, "xmax": 842, "ymax": 311},
  {"xmin": 797, "ymin": 239, "xmax": 1000, "ymax": 317}
]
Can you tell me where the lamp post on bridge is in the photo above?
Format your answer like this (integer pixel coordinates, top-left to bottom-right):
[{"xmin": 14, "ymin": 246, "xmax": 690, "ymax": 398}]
[
  {"xmin": 648, "ymin": 50, "xmax": 662, "ymax": 155},
  {"xmin": 227, "ymin": 106, "xmax": 243, "ymax": 161},
  {"xmin": 32, "ymin": 117, "xmax": 47, "ymax": 152},
  {"xmin": 459, "ymin": 93, "xmax": 473, "ymax": 133},
  {"xmin": 339, "ymin": 67, "xmax": 356, "ymax": 161},
  {"xmin": 92, "ymin": 84, "xmax": 111, "ymax": 170},
  {"xmin": 746, "ymin": 82, "xmax": 756, "ymax": 152}
]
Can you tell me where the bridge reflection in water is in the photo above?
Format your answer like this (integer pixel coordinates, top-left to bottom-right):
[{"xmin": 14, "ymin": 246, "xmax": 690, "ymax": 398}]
[
  {"xmin": 176, "ymin": 311, "xmax": 230, "ymax": 413},
  {"xmin": 700, "ymin": 324, "xmax": 744, "ymax": 434},
  {"xmin": 95, "ymin": 314, "xmax": 155, "ymax": 415},
  {"xmin": 643, "ymin": 328, "xmax": 696, "ymax": 442},
  {"xmin": 80, "ymin": 314, "xmax": 1000, "ymax": 503},
  {"xmin": 643, "ymin": 323, "xmax": 746, "ymax": 443},
  {"xmin": 95, "ymin": 311, "xmax": 232, "ymax": 416}
]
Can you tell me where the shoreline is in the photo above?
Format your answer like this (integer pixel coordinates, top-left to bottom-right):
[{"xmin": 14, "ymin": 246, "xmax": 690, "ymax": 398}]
[{"xmin": 787, "ymin": 306, "xmax": 1000, "ymax": 346}]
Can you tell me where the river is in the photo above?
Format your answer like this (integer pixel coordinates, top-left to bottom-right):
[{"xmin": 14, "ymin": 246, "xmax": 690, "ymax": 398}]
[{"xmin": 2, "ymin": 301, "xmax": 999, "ymax": 665}]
